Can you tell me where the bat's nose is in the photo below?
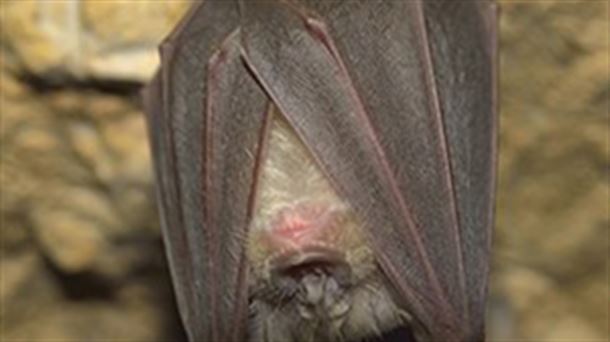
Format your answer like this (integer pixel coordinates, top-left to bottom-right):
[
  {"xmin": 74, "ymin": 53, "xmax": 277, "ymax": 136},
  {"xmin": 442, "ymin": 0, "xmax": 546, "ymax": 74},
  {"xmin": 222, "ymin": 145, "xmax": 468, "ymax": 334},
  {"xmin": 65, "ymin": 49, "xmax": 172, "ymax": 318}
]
[
  {"xmin": 262, "ymin": 203, "xmax": 345, "ymax": 252},
  {"xmin": 260, "ymin": 202, "xmax": 353, "ymax": 284}
]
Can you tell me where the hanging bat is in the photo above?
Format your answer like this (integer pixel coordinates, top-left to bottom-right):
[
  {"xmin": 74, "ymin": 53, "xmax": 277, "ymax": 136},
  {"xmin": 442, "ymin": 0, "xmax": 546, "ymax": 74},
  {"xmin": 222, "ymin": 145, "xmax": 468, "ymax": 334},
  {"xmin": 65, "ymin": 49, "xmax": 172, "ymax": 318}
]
[{"xmin": 143, "ymin": 0, "xmax": 497, "ymax": 341}]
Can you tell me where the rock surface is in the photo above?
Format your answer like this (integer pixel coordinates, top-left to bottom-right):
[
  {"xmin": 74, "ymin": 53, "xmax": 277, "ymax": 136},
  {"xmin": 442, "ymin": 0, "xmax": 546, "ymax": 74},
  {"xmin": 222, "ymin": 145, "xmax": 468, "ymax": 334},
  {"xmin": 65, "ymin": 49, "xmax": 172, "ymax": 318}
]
[
  {"xmin": 1, "ymin": 2, "xmax": 190, "ymax": 340},
  {"xmin": 1, "ymin": 0, "xmax": 190, "ymax": 82},
  {"xmin": 1, "ymin": 0, "xmax": 607, "ymax": 341},
  {"xmin": 489, "ymin": 1, "xmax": 609, "ymax": 340}
]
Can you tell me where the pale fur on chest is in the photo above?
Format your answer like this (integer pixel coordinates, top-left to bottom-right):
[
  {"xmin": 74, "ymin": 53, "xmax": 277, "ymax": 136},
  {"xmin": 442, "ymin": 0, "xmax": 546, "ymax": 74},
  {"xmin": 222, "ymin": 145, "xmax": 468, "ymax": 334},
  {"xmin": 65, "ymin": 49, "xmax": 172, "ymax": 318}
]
[{"xmin": 246, "ymin": 110, "xmax": 408, "ymax": 342}]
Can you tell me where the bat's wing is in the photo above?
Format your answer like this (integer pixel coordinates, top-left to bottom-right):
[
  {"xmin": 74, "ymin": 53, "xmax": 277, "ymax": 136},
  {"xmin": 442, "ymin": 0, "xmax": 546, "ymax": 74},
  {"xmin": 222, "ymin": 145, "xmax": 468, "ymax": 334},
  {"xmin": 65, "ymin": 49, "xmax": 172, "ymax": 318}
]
[
  {"xmin": 143, "ymin": 1, "xmax": 269, "ymax": 341},
  {"xmin": 240, "ymin": 0, "xmax": 497, "ymax": 340},
  {"xmin": 423, "ymin": 1, "xmax": 498, "ymax": 337}
]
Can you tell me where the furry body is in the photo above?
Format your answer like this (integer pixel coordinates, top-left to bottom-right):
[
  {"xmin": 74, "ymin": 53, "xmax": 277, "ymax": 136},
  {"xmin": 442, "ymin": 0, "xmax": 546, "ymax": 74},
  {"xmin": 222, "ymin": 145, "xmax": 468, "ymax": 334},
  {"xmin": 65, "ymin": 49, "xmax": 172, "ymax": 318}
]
[{"xmin": 247, "ymin": 110, "xmax": 406, "ymax": 341}]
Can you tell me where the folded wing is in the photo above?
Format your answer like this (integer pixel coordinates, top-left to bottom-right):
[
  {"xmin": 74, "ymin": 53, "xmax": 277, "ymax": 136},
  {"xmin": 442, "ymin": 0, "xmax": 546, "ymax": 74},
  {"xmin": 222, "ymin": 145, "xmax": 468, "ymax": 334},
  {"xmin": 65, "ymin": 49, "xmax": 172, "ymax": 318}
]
[
  {"xmin": 144, "ymin": 1, "xmax": 269, "ymax": 341},
  {"xmin": 240, "ymin": 0, "xmax": 497, "ymax": 340}
]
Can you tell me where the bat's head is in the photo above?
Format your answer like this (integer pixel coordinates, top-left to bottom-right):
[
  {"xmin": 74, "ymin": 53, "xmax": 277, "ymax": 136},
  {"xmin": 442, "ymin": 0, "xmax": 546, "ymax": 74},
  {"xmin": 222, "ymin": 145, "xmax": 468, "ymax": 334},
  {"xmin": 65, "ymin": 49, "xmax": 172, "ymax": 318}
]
[{"xmin": 246, "ymin": 110, "xmax": 415, "ymax": 341}]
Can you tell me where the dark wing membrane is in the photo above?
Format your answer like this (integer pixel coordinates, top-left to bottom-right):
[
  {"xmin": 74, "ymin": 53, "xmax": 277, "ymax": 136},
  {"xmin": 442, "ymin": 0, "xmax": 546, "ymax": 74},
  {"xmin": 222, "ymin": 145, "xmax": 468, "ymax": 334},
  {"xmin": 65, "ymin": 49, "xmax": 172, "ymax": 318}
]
[
  {"xmin": 423, "ymin": 1, "xmax": 497, "ymax": 339},
  {"xmin": 202, "ymin": 32, "xmax": 269, "ymax": 342},
  {"xmin": 145, "ymin": 1, "xmax": 268, "ymax": 341},
  {"xmin": 143, "ymin": 70, "xmax": 196, "ymax": 336},
  {"xmin": 240, "ymin": 0, "xmax": 451, "ymax": 336},
  {"xmin": 240, "ymin": 0, "xmax": 496, "ymax": 340},
  {"xmin": 299, "ymin": 0, "xmax": 469, "ymax": 327}
]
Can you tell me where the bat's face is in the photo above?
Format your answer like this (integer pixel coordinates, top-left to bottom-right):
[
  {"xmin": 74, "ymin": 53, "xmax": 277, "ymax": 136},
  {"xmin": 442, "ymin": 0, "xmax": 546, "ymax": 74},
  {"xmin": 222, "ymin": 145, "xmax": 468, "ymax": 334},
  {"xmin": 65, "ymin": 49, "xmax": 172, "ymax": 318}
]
[{"xmin": 246, "ymin": 109, "xmax": 409, "ymax": 341}]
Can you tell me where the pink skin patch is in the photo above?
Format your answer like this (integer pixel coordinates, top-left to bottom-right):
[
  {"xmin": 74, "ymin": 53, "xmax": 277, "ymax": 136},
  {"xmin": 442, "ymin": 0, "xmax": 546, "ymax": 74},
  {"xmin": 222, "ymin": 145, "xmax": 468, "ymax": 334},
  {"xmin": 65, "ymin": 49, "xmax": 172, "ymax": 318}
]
[{"xmin": 261, "ymin": 203, "xmax": 343, "ymax": 255}]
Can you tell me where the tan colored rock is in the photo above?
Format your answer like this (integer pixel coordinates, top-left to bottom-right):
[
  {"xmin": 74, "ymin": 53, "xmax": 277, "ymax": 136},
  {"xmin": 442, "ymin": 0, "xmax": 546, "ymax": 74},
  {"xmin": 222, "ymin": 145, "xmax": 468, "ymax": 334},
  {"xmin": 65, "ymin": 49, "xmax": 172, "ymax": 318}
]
[
  {"xmin": 1, "ymin": 0, "xmax": 192, "ymax": 81},
  {"xmin": 494, "ymin": 0, "xmax": 609, "ymax": 339},
  {"xmin": 1, "ymin": 253, "xmax": 179, "ymax": 341},
  {"xmin": 67, "ymin": 120, "xmax": 117, "ymax": 181},
  {"xmin": 81, "ymin": 1, "xmax": 191, "ymax": 43},
  {"xmin": 0, "ymin": 63, "xmax": 155, "ymax": 275},
  {"xmin": 32, "ymin": 208, "xmax": 106, "ymax": 273},
  {"xmin": 81, "ymin": 0, "xmax": 191, "ymax": 81},
  {"xmin": 494, "ymin": 267, "xmax": 606, "ymax": 341},
  {"xmin": 1, "ymin": 1, "xmax": 78, "ymax": 76},
  {"xmin": 101, "ymin": 113, "xmax": 152, "ymax": 182},
  {"xmin": 543, "ymin": 316, "xmax": 605, "ymax": 341},
  {"xmin": 0, "ymin": 253, "xmax": 39, "ymax": 303}
]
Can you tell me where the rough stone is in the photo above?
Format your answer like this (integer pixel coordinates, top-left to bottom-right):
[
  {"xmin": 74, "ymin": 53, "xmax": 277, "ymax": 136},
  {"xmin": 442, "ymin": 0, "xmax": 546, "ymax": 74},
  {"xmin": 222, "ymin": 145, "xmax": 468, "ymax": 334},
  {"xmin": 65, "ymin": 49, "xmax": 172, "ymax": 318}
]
[
  {"xmin": 33, "ymin": 208, "xmax": 107, "ymax": 273},
  {"xmin": 1, "ymin": 0, "xmax": 191, "ymax": 81},
  {"xmin": 492, "ymin": 0, "xmax": 609, "ymax": 339}
]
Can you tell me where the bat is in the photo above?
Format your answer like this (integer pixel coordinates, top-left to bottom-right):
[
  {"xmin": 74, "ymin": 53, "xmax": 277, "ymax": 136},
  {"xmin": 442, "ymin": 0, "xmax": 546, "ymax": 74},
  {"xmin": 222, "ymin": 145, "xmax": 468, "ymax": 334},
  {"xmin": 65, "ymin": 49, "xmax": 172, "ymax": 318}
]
[{"xmin": 142, "ymin": 0, "xmax": 497, "ymax": 341}]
